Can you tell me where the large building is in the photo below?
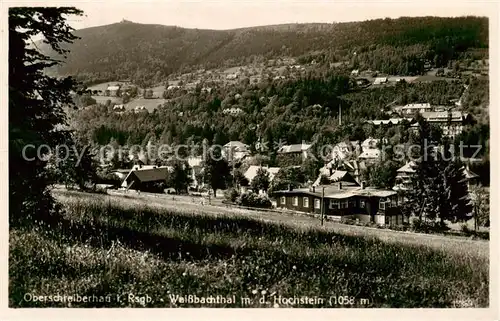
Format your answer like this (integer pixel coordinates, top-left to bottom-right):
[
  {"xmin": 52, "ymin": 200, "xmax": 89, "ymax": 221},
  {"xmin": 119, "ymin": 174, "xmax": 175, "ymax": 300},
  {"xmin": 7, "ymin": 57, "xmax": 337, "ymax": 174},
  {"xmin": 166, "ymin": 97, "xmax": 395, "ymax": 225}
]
[
  {"xmin": 273, "ymin": 182, "xmax": 403, "ymax": 226},
  {"xmin": 413, "ymin": 111, "xmax": 472, "ymax": 138},
  {"xmin": 393, "ymin": 161, "xmax": 480, "ymax": 192},
  {"xmin": 395, "ymin": 103, "xmax": 432, "ymax": 115}
]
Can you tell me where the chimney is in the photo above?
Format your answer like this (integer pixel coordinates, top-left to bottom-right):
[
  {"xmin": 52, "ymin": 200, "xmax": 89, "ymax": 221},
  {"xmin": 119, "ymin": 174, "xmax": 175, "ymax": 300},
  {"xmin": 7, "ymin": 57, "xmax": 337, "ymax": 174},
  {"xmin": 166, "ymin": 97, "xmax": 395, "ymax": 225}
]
[
  {"xmin": 339, "ymin": 182, "xmax": 342, "ymax": 190},
  {"xmin": 312, "ymin": 186, "xmax": 315, "ymax": 193},
  {"xmin": 288, "ymin": 184, "xmax": 292, "ymax": 191},
  {"xmin": 361, "ymin": 181, "xmax": 365, "ymax": 189},
  {"xmin": 329, "ymin": 167, "xmax": 333, "ymax": 175}
]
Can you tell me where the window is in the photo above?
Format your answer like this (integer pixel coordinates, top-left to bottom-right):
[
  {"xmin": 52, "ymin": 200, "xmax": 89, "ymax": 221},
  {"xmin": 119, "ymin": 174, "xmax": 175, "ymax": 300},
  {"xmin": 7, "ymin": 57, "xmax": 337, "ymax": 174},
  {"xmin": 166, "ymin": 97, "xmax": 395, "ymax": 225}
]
[
  {"xmin": 360, "ymin": 200, "xmax": 366, "ymax": 209},
  {"xmin": 341, "ymin": 200, "xmax": 348, "ymax": 209},
  {"xmin": 349, "ymin": 199, "xmax": 356, "ymax": 208},
  {"xmin": 314, "ymin": 199, "xmax": 321, "ymax": 209},
  {"xmin": 293, "ymin": 197, "xmax": 298, "ymax": 206},
  {"xmin": 280, "ymin": 196, "xmax": 285, "ymax": 204},
  {"xmin": 303, "ymin": 197, "xmax": 309, "ymax": 208},
  {"xmin": 379, "ymin": 199, "xmax": 386, "ymax": 210},
  {"xmin": 329, "ymin": 200, "xmax": 339, "ymax": 209}
]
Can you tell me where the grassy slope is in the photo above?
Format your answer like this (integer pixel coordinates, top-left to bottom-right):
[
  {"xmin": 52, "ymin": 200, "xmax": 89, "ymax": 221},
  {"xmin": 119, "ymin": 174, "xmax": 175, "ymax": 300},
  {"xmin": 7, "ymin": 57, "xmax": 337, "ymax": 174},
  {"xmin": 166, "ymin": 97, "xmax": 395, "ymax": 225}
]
[{"xmin": 9, "ymin": 190, "xmax": 488, "ymax": 308}]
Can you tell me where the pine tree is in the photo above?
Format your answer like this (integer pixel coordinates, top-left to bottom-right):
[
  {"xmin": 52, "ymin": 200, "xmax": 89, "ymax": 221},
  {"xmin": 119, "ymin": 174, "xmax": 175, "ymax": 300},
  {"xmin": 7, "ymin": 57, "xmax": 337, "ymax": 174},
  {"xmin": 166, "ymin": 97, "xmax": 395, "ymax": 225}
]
[
  {"xmin": 203, "ymin": 147, "xmax": 231, "ymax": 197},
  {"xmin": 251, "ymin": 168, "xmax": 271, "ymax": 193},
  {"xmin": 9, "ymin": 7, "xmax": 83, "ymax": 226},
  {"xmin": 166, "ymin": 161, "xmax": 192, "ymax": 194},
  {"xmin": 404, "ymin": 116, "xmax": 473, "ymax": 226}
]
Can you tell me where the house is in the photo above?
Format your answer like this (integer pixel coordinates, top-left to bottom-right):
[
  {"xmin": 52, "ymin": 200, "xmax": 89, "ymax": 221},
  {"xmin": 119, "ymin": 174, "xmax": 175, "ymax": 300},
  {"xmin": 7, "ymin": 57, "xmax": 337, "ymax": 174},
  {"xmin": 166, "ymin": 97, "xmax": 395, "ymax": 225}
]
[
  {"xmin": 223, "ymin": 141, "xmax": 248, "ymax": 152},
  {"xmin": 463, "ymin": 165, "xmax": 480, "ymax": 190},
  {"xmin": 187, "ymin": 157, "xmax": 204, "ymax": 189},
  {"xmin": 313, "ymin": 167, "xmax": 359, "ymax": 187},
  {"xmin": 113, "ymin": 104, "xmax": 125, "ymax": 112},
  {"xmin": 358, "ymin": 149, "xmax": 381, "ymax": 163},
  {"xmin": 134, "ymin": 105, "xmax": 147, "ymax": 113},
  {"xmin": 277, "ymin": 143, "xmax": 312, "ymax": 160},
  {"xmin": 361, "ymin": 138, "xmax": 380, "ymax": 150},
  {"xmin": 393, "ymin": 161, "xmax": 480, "ymax": 192},
  {"xmin": 351, "ymin": 69, "xmax": 359, "ymax": 76},
  {"xmin": 392, "ymin": 161, "xmax": 416, "ymax": 192},
  {"xmin": 373, "ymin": 77, "xmax": 388, "ymax": 85},
  {"xmin": 244, "ymin": 165, "xmax": 281, "ymax": 185},
  {"xmin": 106, "ymin": 85, "xmax": 121, "ymax": 96},
  {"xmin": 223, "ymin": 141, "xmax": 250, "ymax": 161},
  {"xmin": 398, "ymin": 103, "xmax": 432, "ymax": 115},
  {"xmin": 273, "ymin": 182, "xmax": 403, "ymax": 226},
  {"xmin": 120, "ymin": 165, "xmax": 173, "ymax": 192},
  {"xmin": 411, "ymin": 111, "xmax": 472, "ymax": 138},
  {"xmin": 223, "ymin": 108, "xmax": 244, "ymax": 115},
  {"xmin": 366, "ymin": 118, "xmax": 412, "ymax": 126},
  {"xmin": 331, "ymin": 141, "xmax": 360, "ymax": 162},
  {"xmin": 111, "ymin": 169, "xmax": 132, "ymax": 181},
  {"xmin": 355, "ymin": 78, "xmax": 371, "ymax": 87}
]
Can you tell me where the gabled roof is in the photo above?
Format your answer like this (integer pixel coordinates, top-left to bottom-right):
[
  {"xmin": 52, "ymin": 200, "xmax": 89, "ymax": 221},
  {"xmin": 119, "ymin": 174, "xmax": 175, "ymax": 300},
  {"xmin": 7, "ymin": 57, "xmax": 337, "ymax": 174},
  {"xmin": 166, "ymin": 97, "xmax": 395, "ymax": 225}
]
[
  {"xmin": 278, "ymin": 143, "xmax": 312, "ymax": 154},
  {"xmin": 224, "ymin": 141, "xmax": 248, "ymax": 150},
  {"xmin": 397, "ymin": 161, "xmax": 417, "ymax": 173},
  {"xmin": 274, "ymin": 183, "xmax": 397, "ymax": 199},
  {"xmin": 367, "ymin": 118, "xmax": 412, "ymax": 126},
  {"xmin": 123, "ymin": 166, "xmax": 173, "ymax": 184},
  {"xmin": 462, "ymin": 166, "xmax": 479, "ymax": 179},
  {"xmin": 244, "ymin": 165, "xmax": 281, "ymax": 183},
  {"xmin": 359, "ymin": 149, "xmax": 381, "ymax": 159},
  {"xmin": 420, "ymin": 111, "xmax": 468, "ymax": 122},
  {"xmin": 313, "ymin": 169, "xmax": 359, "ymax": 187},
  {"xmin": 402, "ymin": 103, "xmax": 431, "ymax": 110},
  {"xmin": 373, "ymin": 77, "xmax": 388, "ymax": 84}
]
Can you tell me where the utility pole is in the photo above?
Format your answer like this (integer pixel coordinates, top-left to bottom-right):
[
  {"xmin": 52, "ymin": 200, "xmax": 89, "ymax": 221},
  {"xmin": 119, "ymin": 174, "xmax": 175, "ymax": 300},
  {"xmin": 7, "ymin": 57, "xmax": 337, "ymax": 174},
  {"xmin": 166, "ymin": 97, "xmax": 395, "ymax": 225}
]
[
  {"xmin": 321, "ymin": 186, "xmax": 325, "ymax": 226},
  {"xmin": 339, "ymin": 104, "xmax": 342, "ymax": 126}
]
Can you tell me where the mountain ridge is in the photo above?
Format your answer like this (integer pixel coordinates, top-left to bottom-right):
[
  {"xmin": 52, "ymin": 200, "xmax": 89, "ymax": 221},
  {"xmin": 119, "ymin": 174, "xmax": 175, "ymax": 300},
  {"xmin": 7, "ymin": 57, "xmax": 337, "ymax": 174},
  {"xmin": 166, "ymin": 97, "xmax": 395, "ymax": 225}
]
[{"xmin": 42, "ymin": 16, "xmax": 488, "ymax": 86}]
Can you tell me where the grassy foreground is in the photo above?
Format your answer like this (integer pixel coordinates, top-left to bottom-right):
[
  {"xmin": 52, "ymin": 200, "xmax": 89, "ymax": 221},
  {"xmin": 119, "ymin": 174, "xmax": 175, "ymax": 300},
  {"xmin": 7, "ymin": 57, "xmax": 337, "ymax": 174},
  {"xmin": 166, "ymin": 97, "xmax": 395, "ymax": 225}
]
[{"xmin": 9, "ymin": 194, "xmax": 489, "ymax": 308}]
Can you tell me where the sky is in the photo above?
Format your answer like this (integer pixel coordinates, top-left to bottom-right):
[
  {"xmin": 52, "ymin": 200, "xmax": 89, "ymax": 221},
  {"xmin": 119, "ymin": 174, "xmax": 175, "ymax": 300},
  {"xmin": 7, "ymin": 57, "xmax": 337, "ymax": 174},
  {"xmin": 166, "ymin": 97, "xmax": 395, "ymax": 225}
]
[{"xmin": 11, "ymin": 0, "xmax": 493, "ymax": 31}]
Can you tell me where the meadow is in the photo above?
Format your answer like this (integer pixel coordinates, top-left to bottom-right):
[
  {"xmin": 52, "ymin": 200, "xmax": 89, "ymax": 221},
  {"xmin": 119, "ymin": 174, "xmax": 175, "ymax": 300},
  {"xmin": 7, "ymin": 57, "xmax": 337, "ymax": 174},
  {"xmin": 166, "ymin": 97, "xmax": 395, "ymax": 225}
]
[{"xmin": 9, "ymin": 191, "xmax": 489, "ymax": 308}]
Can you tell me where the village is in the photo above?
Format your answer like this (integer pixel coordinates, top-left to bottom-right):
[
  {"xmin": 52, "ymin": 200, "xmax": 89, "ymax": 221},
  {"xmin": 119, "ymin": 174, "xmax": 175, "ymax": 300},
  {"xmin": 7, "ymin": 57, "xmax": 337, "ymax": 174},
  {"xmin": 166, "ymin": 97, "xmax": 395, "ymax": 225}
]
[
  {"xmin": 101, "ymin": 93, "xmax": 484, "ymax": 231},
  {"xmin": 85, "ymin": 55, "xmax": 488, "ymax": 115},
  {"xmin": 9, "ymin": 9, "xmax": 492, "ymax": 310}
]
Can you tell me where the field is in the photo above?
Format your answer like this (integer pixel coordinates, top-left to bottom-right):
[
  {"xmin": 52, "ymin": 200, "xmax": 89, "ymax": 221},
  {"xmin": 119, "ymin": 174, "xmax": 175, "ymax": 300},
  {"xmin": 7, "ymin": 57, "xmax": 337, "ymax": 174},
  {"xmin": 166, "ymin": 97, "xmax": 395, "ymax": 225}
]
[
  {"xmin": 9, "ymin": 190, "xmax": 489, "ymax": 308},
  {"xmin": 87, "ymin": 81, "xmax": 130, "ymax": 92},
  {"xmin": 124, "ymin": 97, "xmax": 167, "ymax": 112}
]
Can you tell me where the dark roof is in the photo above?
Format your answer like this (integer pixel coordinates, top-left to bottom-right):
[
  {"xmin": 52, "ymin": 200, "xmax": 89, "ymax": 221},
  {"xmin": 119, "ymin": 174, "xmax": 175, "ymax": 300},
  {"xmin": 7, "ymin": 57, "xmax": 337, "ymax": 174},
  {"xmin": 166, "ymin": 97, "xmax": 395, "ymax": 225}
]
[
  {"xmin": 274, "ymin": 183, "xmax": 396, "ymax": 199},
  {"xmin": 126, "ymin": 166, "xmax": 172, "ymax": 183}
]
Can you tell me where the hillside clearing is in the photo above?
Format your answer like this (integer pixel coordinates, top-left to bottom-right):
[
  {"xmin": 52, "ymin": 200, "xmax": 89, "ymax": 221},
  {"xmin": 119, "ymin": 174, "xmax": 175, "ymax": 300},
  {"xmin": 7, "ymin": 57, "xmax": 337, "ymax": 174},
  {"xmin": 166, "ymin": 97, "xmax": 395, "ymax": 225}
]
[
  {"xmin": 53, "ymin": 189, "xmax": 489, "ymax": 261},
  {"xmin": 9, "ymin": 190, "xmax": 489, "ymax": 308}
]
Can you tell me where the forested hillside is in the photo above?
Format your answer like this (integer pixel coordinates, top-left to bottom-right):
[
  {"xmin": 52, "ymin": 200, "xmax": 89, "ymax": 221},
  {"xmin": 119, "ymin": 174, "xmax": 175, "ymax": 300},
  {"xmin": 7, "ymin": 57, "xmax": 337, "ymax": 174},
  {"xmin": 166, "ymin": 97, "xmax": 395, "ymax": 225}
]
[
  {"xmin": 45, "ymin": 16, "xmax": 488, "ymax": 86},
  {"xmin": 71, "ymin": 74, "xmax": 472, "ymax": 149}
]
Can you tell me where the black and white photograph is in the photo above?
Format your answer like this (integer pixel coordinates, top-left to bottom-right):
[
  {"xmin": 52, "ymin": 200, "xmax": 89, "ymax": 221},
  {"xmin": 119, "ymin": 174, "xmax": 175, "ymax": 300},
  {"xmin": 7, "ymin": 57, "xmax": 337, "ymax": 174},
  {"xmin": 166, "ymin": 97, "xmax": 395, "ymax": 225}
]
[{"xmin": 4, "ymin": 0, "xmax": 497, "ymax": 317}]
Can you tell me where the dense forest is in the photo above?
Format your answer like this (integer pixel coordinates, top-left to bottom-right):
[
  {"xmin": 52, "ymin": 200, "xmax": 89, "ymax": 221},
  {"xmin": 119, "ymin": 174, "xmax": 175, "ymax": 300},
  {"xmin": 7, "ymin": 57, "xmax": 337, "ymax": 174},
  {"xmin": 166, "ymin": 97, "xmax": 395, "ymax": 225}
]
[
  {"xmin": 43, "ymin": 16, "xmax": 488, "ymax": 86},
  {"xmin": 70, "ymin": 73, "xmax": 486, "ymax": 150}
]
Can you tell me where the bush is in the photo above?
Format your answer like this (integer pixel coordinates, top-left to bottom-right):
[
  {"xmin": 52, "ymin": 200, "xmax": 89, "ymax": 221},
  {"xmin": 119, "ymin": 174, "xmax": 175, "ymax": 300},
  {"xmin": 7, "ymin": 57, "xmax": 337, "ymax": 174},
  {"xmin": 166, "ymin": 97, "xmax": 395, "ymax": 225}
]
[
  {"xmin": 410, "ymin": 218, "xmax": 450, "ymax": 234},
  {"xmin": 224, "ymin": 188, "xmax": 240, "ymax": 203},
  {"xmin": 236, "ymin": 191, "xmax": 272, "ymax": 209}
]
